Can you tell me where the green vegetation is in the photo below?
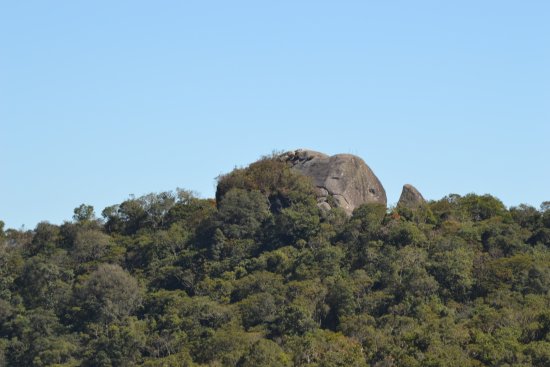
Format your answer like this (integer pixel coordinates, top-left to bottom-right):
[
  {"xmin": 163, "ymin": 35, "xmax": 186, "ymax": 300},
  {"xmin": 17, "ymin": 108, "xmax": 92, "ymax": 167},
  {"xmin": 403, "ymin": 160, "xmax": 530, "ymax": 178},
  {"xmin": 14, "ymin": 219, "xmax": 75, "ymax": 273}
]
[{"xmin": 1, "ymin": 158, "xmax": 549, "ymax": 366}]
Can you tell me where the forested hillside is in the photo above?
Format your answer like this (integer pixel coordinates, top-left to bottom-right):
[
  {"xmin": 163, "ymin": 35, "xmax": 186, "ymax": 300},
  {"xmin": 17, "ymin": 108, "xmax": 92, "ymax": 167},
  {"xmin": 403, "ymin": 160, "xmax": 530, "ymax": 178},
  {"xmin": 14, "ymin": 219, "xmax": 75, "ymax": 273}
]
[{"xmin": 1, "ymin": 157, "xmax": 549, "ymax": 366}]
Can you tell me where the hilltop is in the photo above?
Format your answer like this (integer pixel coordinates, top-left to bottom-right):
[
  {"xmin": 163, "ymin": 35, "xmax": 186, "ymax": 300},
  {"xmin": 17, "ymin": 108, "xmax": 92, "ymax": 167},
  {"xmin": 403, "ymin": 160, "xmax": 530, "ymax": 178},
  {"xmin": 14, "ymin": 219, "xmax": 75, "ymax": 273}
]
[{"xmin": 0, "ymin": 151, "xmax": 549, "ymax": 366}]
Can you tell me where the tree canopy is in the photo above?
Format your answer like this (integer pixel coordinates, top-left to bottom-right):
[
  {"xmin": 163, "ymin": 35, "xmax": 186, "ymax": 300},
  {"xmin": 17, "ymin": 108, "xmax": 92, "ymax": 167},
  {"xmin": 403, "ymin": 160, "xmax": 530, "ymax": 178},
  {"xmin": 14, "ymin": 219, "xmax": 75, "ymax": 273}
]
[{"xmin": 0, "ymin": 157, "xmax": 549, "ymax": 366}]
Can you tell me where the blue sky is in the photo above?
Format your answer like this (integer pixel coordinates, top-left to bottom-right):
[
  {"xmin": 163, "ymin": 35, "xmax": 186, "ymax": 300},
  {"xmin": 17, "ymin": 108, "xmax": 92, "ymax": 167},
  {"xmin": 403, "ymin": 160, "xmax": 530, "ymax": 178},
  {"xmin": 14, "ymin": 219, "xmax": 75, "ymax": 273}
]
[{"xmin": 1, "ymin": 1, "xmax": 549, "ymax": 229}]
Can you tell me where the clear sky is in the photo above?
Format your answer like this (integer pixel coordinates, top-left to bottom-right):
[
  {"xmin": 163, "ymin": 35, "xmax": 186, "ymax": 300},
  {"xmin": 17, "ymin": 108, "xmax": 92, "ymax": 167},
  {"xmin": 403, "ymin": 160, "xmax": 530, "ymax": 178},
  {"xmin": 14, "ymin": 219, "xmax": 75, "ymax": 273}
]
[{"xmin": 1, "ymin": 1, "xmax": 549, "ymax": 230}]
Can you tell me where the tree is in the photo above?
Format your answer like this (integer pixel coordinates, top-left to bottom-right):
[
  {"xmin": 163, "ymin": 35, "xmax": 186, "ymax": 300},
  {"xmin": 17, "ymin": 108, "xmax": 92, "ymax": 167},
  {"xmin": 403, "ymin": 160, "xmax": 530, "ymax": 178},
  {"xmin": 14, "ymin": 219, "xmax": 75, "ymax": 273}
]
[
  {"xmin": 510, "ymin": 204, "xmax": 541, "ymax": 230},
  {"xmin": 458, "ymin": 194, "xmax": 508, "ymax": 222},
  {"xmin": 430, "ymin": 240, "xmax": 474, "ymax": 301},
  {"xmin": 238, "ymin": 339, "xmax": 291, "ymax": 367},
  {"xmin": 192, "ymin": 326, "xmax": 253, "ymax": 366},
  {"xmin": 216, "ymin": 188, "xmax": 271, "ymax": 240},
  {"xmin": 542, "ymin": 204, "xmax": 550, "ymax": 228},
  {"xmin": 28, "ymin": 222, "xmax": 60, "ymax": 256},
  {"xmin": 73, "ymin": 204, "xmax": 95, "ymax": 222},
  {"xmin": 287, "ymin": 329, "xmax": 367, "ymax": 367},
  {"xmin": 72, "ymin": 229, "xmax": 112, "ymax": 263},
  {"xmin": 216, "ymin": 156, "xmax": 317, "ymax": 213},
  {"xmin": 164, "ymin": 189, "xmax": 215, "ymax": 229},
  {"xmin": 238, "ymin": 292, "xmax": 277, "ymax": 330},
  {"xmin": 75, "ymin": 264, "xmax": 142, "ymax": 325},
  {"xmin": 273, "ymin": 301, "xmax": 318, "ymax": 336},
  {"xmin": 81, "ymin": 317, "xmax": 146, "ymax": 367},
  {"xmin": 0, "ymin": 220, "xmax": 5, "ymax": 243},
  {"xmin": 2, "ymin": 308, "xmax": 78, "ymax": 367},
  {"xmin": 17, "ymin": 256, "xmax": 71, "ymax": 311},
  {"xmin": 350, "ymin": 203, "xmax": 387, "ymax": 235}
]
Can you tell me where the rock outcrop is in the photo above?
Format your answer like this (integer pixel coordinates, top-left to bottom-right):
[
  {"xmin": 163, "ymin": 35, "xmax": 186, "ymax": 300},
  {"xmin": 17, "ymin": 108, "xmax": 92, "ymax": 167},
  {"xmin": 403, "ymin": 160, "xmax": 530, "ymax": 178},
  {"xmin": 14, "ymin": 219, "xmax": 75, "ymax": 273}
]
[
  {"xmin": 280, "ymin": 149, "xmax": 387, "ymax": 215},
  {"xmin": 397, "ymin": 184, "xmax": 425, "ymax": 208}
]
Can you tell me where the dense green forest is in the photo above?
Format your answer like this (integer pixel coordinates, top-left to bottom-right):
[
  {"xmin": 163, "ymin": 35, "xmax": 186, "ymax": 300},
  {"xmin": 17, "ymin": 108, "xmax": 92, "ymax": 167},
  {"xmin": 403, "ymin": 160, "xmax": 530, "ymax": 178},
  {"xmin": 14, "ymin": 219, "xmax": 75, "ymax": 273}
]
[{"xmin": 1, "ymin": 157, "xmax": 549, "ymax": 366}]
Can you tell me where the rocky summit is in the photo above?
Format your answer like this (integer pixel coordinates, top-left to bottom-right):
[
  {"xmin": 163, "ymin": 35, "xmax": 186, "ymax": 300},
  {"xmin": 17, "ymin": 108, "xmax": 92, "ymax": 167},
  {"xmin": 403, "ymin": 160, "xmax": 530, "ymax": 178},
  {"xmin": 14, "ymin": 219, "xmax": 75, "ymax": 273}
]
[
  {"xmin": 397, "ymin": 184, "xmax": 425, "ymax": 208},
  {"xmin": 279, "ymin": 149, "xmax": 387, "ymax": 215}
]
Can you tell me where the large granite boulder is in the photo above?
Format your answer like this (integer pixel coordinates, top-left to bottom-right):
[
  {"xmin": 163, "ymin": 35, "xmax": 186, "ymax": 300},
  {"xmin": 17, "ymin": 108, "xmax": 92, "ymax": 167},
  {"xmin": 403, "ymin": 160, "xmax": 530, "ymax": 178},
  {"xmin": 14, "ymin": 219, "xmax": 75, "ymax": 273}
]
[
  {"xmin": 397, "ymin": 184, "xmax": 425, "ymax": 208},
  {"xmin": 280, "ymin": 149, "xmax": 387, "ymax": 215}
]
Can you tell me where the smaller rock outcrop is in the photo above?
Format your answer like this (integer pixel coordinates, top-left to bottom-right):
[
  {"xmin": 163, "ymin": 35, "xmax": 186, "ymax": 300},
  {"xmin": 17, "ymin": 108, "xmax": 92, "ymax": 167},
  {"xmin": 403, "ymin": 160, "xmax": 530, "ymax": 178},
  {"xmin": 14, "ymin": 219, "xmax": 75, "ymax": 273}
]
[{"xmin": 397, "ymin": 184, "xmax": 425, "ymax": 208}]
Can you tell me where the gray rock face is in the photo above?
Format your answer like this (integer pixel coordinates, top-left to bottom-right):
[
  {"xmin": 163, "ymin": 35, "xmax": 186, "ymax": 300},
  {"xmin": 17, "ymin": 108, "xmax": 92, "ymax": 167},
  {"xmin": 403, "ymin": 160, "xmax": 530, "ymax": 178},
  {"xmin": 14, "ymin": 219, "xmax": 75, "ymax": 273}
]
[
  {"xmin": 397, "ymin": 184, "xmax": 425, "ymax": 208},
  {"xmin": 280, "ymin": 149, "xmax": 387, "ymax": 215}
]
